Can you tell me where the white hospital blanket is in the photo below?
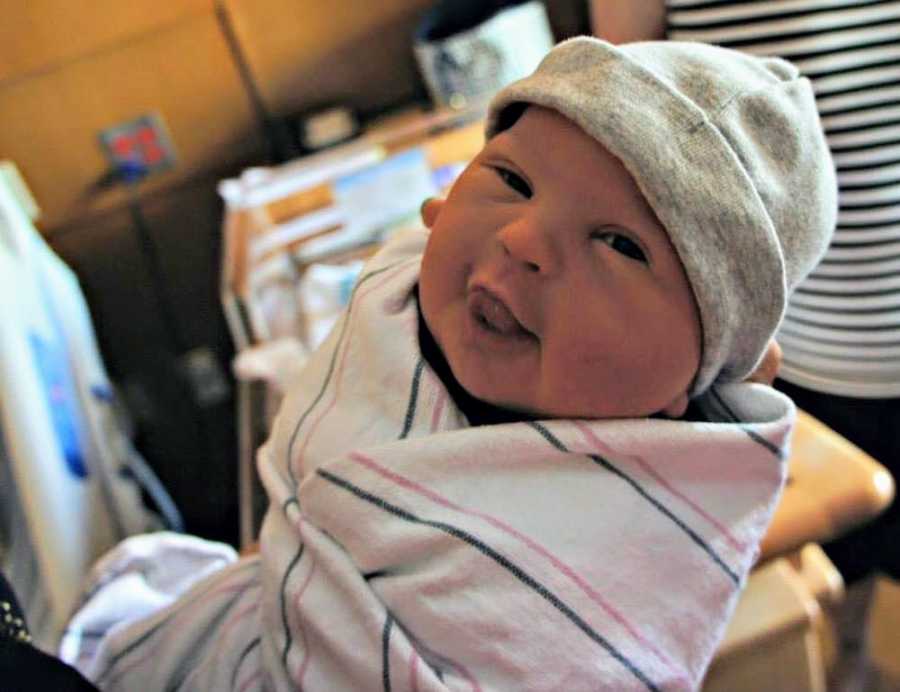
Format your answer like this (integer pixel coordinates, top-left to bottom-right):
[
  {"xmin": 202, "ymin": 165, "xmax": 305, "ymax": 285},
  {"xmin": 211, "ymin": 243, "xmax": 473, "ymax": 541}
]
[{"xmin": 62, "ymin": 228, "xmax": 791, "ymax": 691}]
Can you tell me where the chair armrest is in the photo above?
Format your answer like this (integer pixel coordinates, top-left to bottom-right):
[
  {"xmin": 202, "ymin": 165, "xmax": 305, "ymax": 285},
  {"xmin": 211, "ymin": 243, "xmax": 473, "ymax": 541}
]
[{"xmin": 760, "ymin": 409, "xmax": 895, "ymax": 561}]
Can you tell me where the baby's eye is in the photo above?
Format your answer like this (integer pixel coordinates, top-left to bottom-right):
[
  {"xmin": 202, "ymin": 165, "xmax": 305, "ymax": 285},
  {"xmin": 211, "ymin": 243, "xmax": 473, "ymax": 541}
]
[
  {"xmin": 494, "ymin": 167, "xmax": 532, "ymax": 199},
  {"xmin": 593, "ymin": 231, "xmax": 648, "ymax": 263}
]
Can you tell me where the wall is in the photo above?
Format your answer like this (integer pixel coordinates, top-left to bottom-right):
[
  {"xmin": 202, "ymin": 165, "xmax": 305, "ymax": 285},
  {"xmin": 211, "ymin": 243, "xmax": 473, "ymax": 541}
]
[
  {"xmin": 0, "ymin": 0, "xmax": 436, "ymax": 229},
  {"xmin": 0, "ymin": 0, "xmax": 588, "ymax": 230}
]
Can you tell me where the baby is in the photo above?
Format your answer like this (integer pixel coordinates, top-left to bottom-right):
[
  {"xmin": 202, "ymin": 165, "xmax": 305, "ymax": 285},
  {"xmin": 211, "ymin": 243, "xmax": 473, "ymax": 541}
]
[
  {"xmin": 63, "ymin": 38, "xmax": 835, "ymax": 691},
  {"xmin": 419, "ymin": 104, "xmax": 702, "ymax": 421}
]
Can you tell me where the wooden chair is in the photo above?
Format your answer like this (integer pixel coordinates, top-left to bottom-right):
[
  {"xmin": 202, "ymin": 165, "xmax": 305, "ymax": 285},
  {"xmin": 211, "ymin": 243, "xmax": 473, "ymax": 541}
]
[{"xmin": 704, "ymin": 411, "xmax": 895, "ymax": 692}]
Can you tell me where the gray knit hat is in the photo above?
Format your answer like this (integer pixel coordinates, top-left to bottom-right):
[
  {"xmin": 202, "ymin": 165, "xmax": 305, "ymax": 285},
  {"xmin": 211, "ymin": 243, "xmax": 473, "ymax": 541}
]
[{"xmin": 486, "ymin": 37, "xmax": 837, "ymax": 395}]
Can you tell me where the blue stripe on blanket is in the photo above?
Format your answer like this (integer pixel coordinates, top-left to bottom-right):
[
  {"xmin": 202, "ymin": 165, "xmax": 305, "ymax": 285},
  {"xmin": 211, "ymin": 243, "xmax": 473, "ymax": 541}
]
[
  {"xmin": 709, "ymin": 387, "xmax": 785, "ymax": 459},
  {"xmin": 382, "ymin": 613, "xmax": 395, "ymax": 692},
  {"xmin": 232, "ymin": 637, "xmax": 261, "ymax": 690},
  {"xmin": 317, "ymin": 468, "xmax": 661, "ymax": 692},
  {"xmin": 400, "ymin": 358, "xmax": 426, "ymax": 440},
  {"xmin": 285, "ymin": 259, "xmax": 411, "ymax": 487},
  {"xmin": 279, "ymin": 258, "xmax": 413, "ymax": 659},
  {"xmin": 94, "ymin": 563, "xmax": 259, "ymax": 686},
  {"xmin": 168, "ymin": 602, "xmax": 237, "ymax": 690},
  {"xmin": 281, "ymin": 544, "xmax": 306, "ymax": 666},
  {"xmin": 528, "ymin": 421, "xmax": 740, "ymax": 585}
]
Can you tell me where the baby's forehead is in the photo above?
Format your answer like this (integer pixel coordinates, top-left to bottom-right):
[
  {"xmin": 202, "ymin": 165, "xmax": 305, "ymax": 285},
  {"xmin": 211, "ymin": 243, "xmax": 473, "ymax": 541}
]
[
  {"xmin": 487, "ymin": 104, "xmax": 593, "ymax": 150},
  {"xmin": 483, "ymin": 106, "xmax": 668, "ymax": 228},
  {"xmin": 487, "ymin": 106, "xmax": 628, "ymax": 178}
]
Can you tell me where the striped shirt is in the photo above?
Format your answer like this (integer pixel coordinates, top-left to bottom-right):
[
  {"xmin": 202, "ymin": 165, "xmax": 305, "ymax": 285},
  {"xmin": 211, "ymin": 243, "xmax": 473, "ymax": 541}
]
[{"xmin": 666, "ymin": 0, "xmax": 900, "ymax": 397}]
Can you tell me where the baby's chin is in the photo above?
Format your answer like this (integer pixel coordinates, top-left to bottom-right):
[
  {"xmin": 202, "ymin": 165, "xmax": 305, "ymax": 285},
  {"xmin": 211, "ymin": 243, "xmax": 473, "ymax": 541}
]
[
  {"xmin": 471, "ymin": 384, "xmax": 680, "ymax": 420},
  {"xmin": 447, "ymin": 338, "xmax": 687, "ymax": 420},
  {"xmin": 459, "ymin": 378, "xmax": 599, "ymax": 420}
]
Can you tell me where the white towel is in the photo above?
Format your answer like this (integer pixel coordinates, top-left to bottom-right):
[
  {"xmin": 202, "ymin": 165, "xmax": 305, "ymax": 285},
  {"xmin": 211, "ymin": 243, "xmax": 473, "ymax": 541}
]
[{"xmin": 64, "ymin": 228, "xmax": 791, "ymax": 691}]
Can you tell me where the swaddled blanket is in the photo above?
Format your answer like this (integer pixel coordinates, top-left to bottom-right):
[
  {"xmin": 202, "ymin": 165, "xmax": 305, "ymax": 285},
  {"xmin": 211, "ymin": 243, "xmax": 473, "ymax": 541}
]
[{"xmin": 64, "ymin": 229, "xmax": 791, "ymax": 691}]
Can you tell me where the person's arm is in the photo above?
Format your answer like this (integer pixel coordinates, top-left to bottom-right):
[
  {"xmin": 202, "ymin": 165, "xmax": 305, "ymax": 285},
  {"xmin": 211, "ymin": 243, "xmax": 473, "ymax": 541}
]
[{"xmin": 590, "ymin": 0, "xmax": 668, "ymax": 43}]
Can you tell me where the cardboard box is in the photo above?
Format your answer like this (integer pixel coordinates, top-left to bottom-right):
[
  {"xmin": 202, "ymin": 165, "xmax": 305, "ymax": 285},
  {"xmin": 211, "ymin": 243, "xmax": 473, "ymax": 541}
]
[
  {"xmin": 0, "ymin": 9, "xmax": 263, "ymax": 230},
  {"xmin": 222, "ymin": 0, "xmax": 433, "ymax": 117},
  {"xmin": 0, "ymin": 0, "xmax": 211, "ymax": 82}
]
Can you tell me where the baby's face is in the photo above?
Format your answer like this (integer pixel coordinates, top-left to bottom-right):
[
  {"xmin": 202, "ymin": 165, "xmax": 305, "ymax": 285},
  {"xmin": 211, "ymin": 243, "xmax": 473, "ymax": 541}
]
[{"xmin": 419, "ymin": 106, "xmax": 701, "ymax": 419}]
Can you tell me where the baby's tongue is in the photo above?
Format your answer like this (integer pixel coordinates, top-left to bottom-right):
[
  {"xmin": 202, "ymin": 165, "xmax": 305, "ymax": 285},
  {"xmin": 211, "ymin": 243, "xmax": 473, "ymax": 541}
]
[{"xmin": 474, "ymin": 292, "xmax": 519, "ymax": 335}]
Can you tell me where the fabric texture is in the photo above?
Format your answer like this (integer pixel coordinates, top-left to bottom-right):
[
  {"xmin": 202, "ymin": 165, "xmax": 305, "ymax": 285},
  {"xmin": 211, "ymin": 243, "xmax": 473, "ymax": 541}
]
[
  {"xmin": 64, "ymin": 229, "xmax": 795, "ymax": 691},
  {"xmin": 486, "ymin": 37, "xmax": 838, "ymax": 395},
  {"xmin": 665, "ymin": 0, "xmax": 900, "ymax": 398},
  {"xmin": 663, "ymin": 0, "xmax": 900, "ymax": 585}
]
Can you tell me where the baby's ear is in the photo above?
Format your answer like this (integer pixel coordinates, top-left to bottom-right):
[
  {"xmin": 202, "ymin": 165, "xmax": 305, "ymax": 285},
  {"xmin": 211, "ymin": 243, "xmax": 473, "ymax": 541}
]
[
  {"xmin": 660, "ymin": 391, "xmax": 690, "ymax": 419},
  {"xmin": 421, "ymin": 197, "xmax": 445, "ymax": 228}
]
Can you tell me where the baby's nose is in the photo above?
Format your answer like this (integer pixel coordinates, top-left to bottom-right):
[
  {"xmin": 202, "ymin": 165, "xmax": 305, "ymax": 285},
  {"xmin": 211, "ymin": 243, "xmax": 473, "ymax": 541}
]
[{"xmin": 497, "ymin": 219, "xmax": 561, "ymax": 276}]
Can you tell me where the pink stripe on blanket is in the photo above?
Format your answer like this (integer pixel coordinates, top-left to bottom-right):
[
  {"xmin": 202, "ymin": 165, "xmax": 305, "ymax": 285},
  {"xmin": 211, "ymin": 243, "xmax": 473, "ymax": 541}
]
[
  {"xmin": 291, "ymin": 546, "xmax": 319, "ymax": 687},
  {"xmin": 409, "ymin": 649, "xmax": 421, "ymax": 692},
  {"xmin": 238, "ymin": 668, "xmax": 263, "ymax": 692},
  {"xmin": 347, "ymin": 451, "xmax": 685, "ymax": 683},
  {"xmin": 293, "ymin": 260, "xmax": 415, "ymax": 478},
  {"xmin": 180, "ymin": 584, "xmax": 261, "ymax": 689},
  {"xmin": 430, "ymin": 387, "xmax": 447, "ymax": 433},
  {"xmin": 410, "ymin": 635, "xmax": 483, "ymax": 692},
  {"xmin": 103, "ymin": 574, "xmax": 258, "ymax": 688},
  {"xmin": 572, "ymin": 421, "xmax": 748, "ymax": 553}
]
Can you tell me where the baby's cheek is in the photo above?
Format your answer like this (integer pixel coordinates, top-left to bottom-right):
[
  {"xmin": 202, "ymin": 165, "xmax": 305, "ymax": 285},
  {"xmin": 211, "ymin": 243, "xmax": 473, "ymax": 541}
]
[{"xmin": 544, "ymin": 347, "xmax": 609, "ymax": 403}]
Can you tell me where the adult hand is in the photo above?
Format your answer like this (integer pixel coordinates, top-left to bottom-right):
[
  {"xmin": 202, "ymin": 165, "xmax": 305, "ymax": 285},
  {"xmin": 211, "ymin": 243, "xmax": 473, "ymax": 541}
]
[
  {"xmin": 420, "ymin": 197, "xmax": 444, "ymax": 228},
  {"xmin": 746, "ymin": 339, "xmax": 783, "ymax": 386},
  {"xmin": 590, "ymin": 0, "xmax": 667, "ymax": 43}
]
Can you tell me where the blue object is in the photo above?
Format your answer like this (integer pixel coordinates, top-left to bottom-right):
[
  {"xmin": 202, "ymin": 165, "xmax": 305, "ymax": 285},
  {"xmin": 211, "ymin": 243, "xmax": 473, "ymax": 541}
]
[
  {"xmin": 117, "ymin": 160, "xmax": 149, "ymax": 185},
  {"xmin": 29, "ymin": 333, "xmax": 88, "ymax": 479}
]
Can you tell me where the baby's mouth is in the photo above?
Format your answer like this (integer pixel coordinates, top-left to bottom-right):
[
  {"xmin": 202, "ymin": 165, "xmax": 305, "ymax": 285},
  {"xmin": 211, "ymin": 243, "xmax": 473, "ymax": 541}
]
[{"xmin": 468, "ymin": 288, "xmax": 532, "ymax": 338}]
